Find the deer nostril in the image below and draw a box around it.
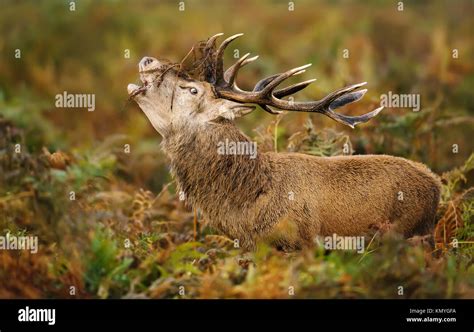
[139,56,159,72]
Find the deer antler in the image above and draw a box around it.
[204,33,383,128]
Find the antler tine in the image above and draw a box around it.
[216,33,244,57]
[253,74,280,92]
[205,33,224,51]
[323,105,384,129]
[241,55,259,67]
[259,64,312,96]
[254,75,316,98]
[315,82,368,107]
[274,79,317,98]
[215,33,244,85]
[224,53,251,85]
[224,54,258,83]
[202,33,225,83]
[326,88,368,110]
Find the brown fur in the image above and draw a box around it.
[162,119,441,251]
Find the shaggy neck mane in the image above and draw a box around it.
[161,119,272,214]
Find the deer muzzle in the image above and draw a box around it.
[128,56,163,98]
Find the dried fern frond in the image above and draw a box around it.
[434,201,464,251]
[205,234,235,249]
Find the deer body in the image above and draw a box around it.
[162,119,440,250]
[128,34,441,251]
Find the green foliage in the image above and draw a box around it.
[84,227,133,298]
[287,117,353,156]
[164,242,205,275]
[441,153,474,202]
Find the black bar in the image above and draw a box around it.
[0,299,471,329]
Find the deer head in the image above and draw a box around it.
[127,58,252,137]
[127,33,384,137]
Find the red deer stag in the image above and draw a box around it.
[127,33,441,251]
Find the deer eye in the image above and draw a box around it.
[190,87,198,95]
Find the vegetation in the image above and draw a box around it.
[0,0,472,299]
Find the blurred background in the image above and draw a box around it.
[0,0,473,299]
[1,0,473,191]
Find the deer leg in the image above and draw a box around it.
[193,208,198,240]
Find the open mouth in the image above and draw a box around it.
[127,83,147,98]
[127,73,152,98]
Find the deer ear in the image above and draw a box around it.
[206,99,255,121]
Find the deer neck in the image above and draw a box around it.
[161,119,271,213]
